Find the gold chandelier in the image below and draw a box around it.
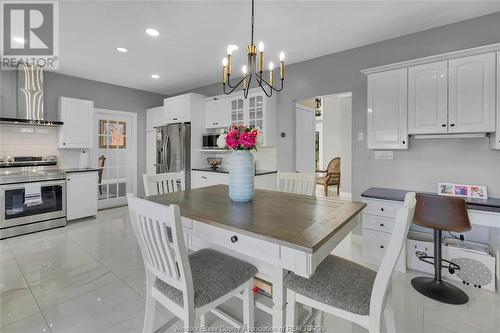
[221,0,285,98]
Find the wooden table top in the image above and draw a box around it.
[147,185,366,253]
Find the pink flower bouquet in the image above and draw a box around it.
[217,125,264,150]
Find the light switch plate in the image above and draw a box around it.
[375,151,394,160]
[357,132,364,141]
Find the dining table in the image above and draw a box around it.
[147,184,366,328]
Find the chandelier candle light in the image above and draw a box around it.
[221,0,285,98]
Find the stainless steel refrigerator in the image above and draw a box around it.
[154,123,191,189]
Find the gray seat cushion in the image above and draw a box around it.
[155,248,257,308]
[284,255,376,316]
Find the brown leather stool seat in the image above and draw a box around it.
[411,193,471,305]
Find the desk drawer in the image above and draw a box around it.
[363,199,402,218]
[362,214,395,233]
[193,222,280,261]
[362,229,391,266]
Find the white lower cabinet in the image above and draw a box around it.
[191,170,277,190]
[66,171,98,221]
[191,171,228,189]
[361,198,406,272]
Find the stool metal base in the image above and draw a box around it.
[411,277,469,305]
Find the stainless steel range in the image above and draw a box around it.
[0,156,66,239]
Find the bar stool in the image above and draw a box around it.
[411,193,471,305]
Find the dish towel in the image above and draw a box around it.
[24,183,43,207]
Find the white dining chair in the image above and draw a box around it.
[277,172,317,196]
[127,194,257,332]
[285,192,417,333]
[143,172,185,196]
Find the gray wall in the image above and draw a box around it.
[184,11,500,199]
[0,71,166,196]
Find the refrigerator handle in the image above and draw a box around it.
[165,135,171,171]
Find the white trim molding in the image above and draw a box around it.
[361,43,500,75]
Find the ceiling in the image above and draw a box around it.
[55,1,500,95]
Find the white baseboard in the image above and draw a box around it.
[340,192,352,200]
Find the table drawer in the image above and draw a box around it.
[193,222,280,261]
[362,199,402,218]
[362,214,395,233]
[362,229,391,266]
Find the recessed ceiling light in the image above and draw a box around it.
[116,47,128,53]
[151,74,160,79]
[12,36,25,43]
[146,28,159,37]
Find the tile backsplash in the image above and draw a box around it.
[0,124,58,156]
[0,124,81,168]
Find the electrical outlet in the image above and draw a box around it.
[374,151,394,160]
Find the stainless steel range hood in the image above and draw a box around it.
[0,64,63,126]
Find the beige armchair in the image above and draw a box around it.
[316,157,340,196]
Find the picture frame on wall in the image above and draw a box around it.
[438,183,454,196]
[438,183,488,199]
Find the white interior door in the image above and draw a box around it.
[93,109,137,209]
[295,106,316,173]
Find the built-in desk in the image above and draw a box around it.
[360,187,500,275]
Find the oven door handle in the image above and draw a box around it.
[0,179,66,191]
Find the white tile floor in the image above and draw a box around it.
[1,207,499,333]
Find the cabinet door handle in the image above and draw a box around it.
[67,178,71,181]
[230,235,238,243]
[173,118,178,120]
[379,223,385,227]
[441,124,446,127]
[62,142,66,145]
[379,245,384,249]
[450,124,455,127]
[402,140,406,144]
[380,207,384,212]
[201,176,207,179]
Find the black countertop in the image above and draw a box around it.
[192,168,277,176]
[63,168,100,173]
[361,187,500,213]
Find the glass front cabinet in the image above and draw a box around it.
[225,92,276,147]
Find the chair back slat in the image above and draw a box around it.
[369,192,416,331]
[143,172,185,196]
[127,193,193,302]
[277,172,316,196]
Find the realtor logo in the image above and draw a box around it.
[1,1,59,69]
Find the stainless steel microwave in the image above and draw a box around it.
[202,134,220,149]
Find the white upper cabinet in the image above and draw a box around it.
[491,52,500,149]
[205,99,230,129]
[408,61,448,134]
[203,90,276,146]
[164,93,191,123]
[448,52,496,133]
[146,106,165,130]
[229,97,245,127]
[58,97,94,149]
[367,68,408,149]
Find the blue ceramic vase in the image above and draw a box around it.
[228,150,255,202]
